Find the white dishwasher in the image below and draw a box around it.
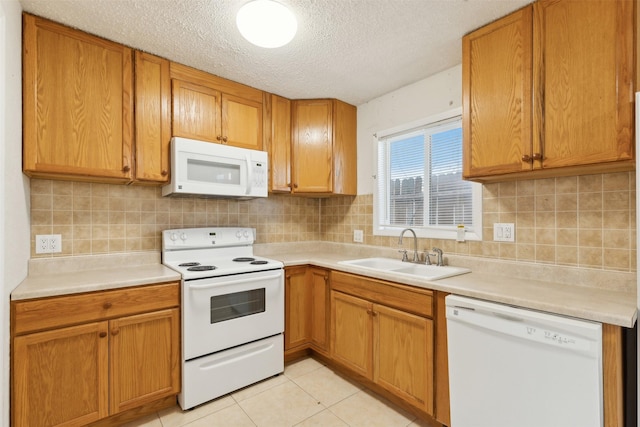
[446,295,603,427]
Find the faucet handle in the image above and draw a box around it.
[432,247,444,266]
[423,251,434,265]
[398,249,409,262]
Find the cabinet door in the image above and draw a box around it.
[13,322,109,427]
[22,14,133,182]
[109,308,180,414]
[332,100,357,195]
[134,51,171,183]
[534,0,634,169]
[462,6,533,178]
[222,93,263,150]
[309,267,329,353]
[374,304,434,415]
[330,291,373,379]
[266,94,292,192]
[172,79,222,142]
[292,99,333,193]
[285,266,310,351]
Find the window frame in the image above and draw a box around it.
[372,107,483,241]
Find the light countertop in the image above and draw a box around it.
[12,244,637,328]
[11,252,181,300]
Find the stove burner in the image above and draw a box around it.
[186,265,217,271]
[233,257,256,262]
[250,260,269,265]
[179,262,201,267]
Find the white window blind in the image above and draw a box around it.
[374,112,481,240]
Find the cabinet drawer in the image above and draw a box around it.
[12,282,180,335]
[331,271,433,318]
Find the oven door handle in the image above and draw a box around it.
[187,272,282,290]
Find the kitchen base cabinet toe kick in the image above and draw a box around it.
[10,281,181,427]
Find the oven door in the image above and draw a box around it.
[183,268,284,360]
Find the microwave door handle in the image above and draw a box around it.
[245,154,252,195]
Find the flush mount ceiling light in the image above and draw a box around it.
[236,0,297,48]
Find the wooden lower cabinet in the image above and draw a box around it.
[284,266,330,358]
[330,271,435,416]
[11,282,180,427]
[13,322,110,426]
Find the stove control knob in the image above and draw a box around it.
[243,230,250,238]
[236,230,242,239]
[169,232,177,242]
[180,233,187,241]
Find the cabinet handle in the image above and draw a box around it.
[521,154,533,163]
[222,136,228,143]
[366,309,373,316]
[532,153,542,161]
[161,170,168,176]
[293,183,298,189]
[103,302,112,309]
[216,135,223,141]
[99,332,107,338]
[372,311,378,317]
[122,165,131,172]
[111,329,120,336]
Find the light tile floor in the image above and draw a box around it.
[124,357,435,427]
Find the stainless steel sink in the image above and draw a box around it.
[338,257,470,280]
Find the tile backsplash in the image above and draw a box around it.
[30,171,636,272]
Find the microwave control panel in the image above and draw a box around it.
[251,161,267,189]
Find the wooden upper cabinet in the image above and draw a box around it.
[172,79,222,142]
[463,0,635,182]
[533,0,634,170]
[292,99,333,193]
[170,62,264,150]
[291,99,357,195]
[222,93,263,150]
[462,6,533,178]
[264,93,292,192]
[134,51,171,183]
[22,14,134,183]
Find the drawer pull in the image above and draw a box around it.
[111,329,120,336]
[103,302,112,309]
[99,332,107,338]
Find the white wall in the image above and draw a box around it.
[356,64,463,195]
[1,1,28,425]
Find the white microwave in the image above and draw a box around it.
[162,137,268,199]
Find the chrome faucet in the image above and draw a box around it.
[432,247,444,266]
[398,228,419,263]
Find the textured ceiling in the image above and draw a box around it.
[19,0,532,106]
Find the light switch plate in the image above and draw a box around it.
[493,223,515,242]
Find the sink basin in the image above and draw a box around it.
[338,257,471,280]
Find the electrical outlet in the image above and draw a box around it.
[353,229,364,243]
[493,223,515,242]
[49,234,62,253]
[35,234,62,254]
[36,235,50,254]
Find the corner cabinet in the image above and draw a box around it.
[284,266,330,358]
[11,282,180,427]
[463,0,635,182]
[170,63,264,151]
[330,271,435,416]
[290,99,357,195]
[22,14,134,183]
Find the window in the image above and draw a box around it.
[373,108,482,240]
